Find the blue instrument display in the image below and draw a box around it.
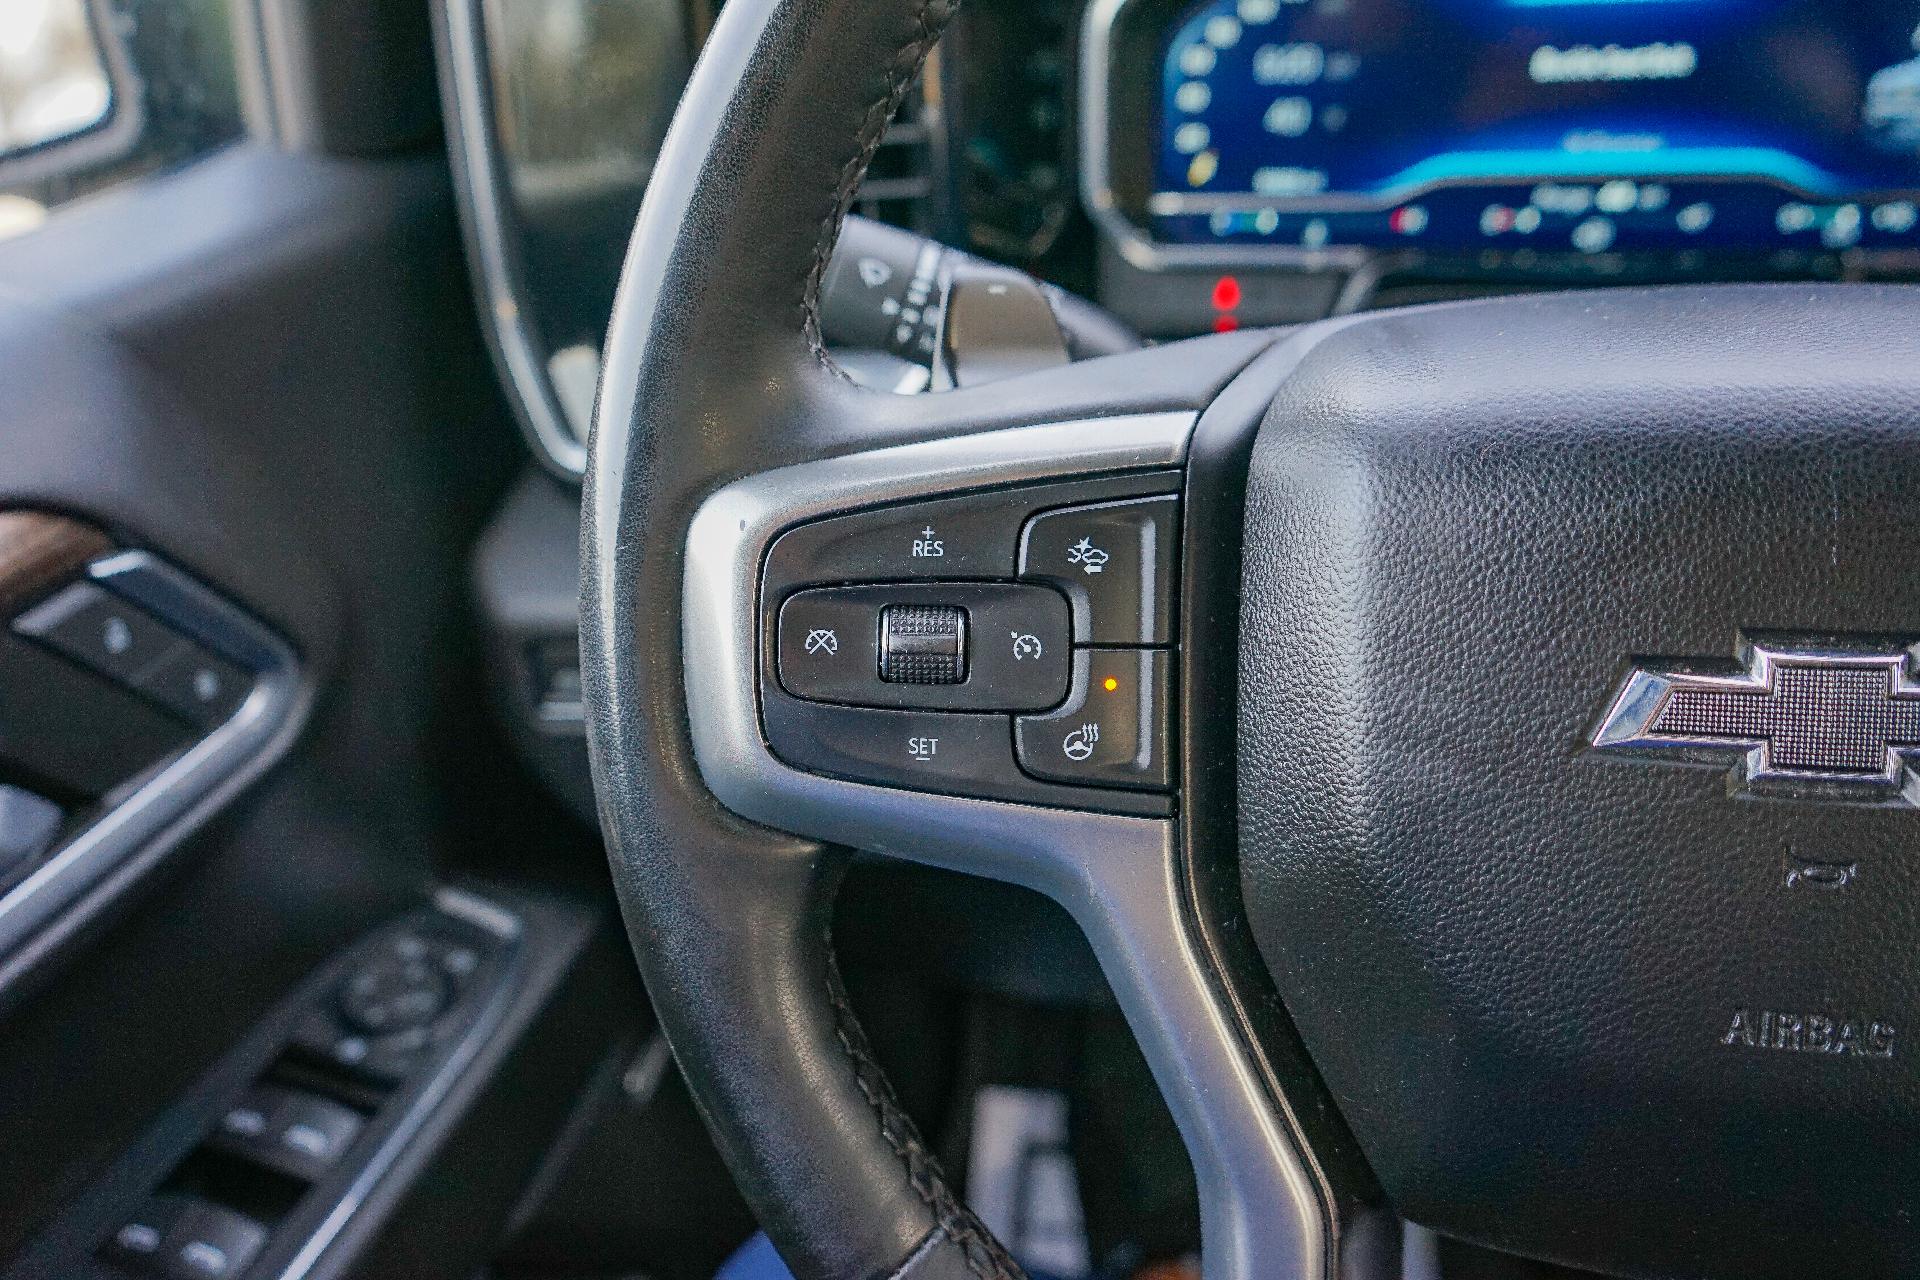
[1150,0,1920,252]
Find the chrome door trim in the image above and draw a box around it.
[0,551,303,990]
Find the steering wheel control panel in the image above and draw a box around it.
[759,473,1181,816]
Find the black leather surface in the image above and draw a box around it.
[1238,284,1920,1278]
[0,147,517,1270]
[576,0,1268,1274]
[579,7,1008,1269]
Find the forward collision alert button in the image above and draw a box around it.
[1020,495,1178,645]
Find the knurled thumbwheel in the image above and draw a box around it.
[880,603,968,684]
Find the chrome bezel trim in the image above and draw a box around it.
[683,412,1327,1280]
[431,0,590,480]
[1589,638,1920,805]
[0,551,303,986]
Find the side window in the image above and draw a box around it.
[0,0,246,241]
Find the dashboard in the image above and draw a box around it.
[1109,0,1920,256]
[450,0,1920,461]
[1076,0,1920,329]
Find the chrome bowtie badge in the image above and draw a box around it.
[1590,640,1920,804]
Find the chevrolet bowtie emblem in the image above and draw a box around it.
[1590,639,1920,804]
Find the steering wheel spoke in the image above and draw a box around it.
[684,393,1326,1280]
[579,0,1345,1272]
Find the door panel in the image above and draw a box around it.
[0,139,532,1264]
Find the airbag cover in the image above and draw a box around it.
[1238,285,1920,1278]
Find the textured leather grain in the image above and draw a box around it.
[580,0,1013,1274]
[576,0,1267,1274]
[1239,284,1920,1278]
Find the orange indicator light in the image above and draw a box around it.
[1103,677,1120,692]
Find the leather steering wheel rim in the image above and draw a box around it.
[578,0,1296,1275]
[579,1,1016,1271]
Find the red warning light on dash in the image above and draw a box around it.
[1389,204,1430,236]
[1210,275,1242,331]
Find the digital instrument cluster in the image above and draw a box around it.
[1085,0,1920,262]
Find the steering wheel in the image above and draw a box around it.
[579,1,1920,1277]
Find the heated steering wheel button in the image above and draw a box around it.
[1016,649,1171,790]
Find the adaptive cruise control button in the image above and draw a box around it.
[1016,649,1171,790]
[1020,496,1178,645]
